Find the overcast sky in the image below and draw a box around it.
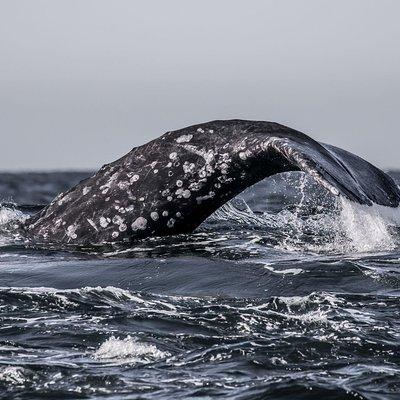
[0,0,399,170]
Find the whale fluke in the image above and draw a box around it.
[261,135,399,207]
[319,143,399,207]
[23,120,400,245]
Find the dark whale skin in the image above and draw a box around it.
[23,120,400,245]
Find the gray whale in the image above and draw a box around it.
[23,120,400,245]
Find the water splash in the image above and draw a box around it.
[337,198,400,252]
[0,204,27,245]
[209,174,400,255]
[0,205,25,227]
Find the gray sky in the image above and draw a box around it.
[1,0,399,170]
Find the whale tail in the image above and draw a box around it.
[22,120,400,245]
[262,128,400,208]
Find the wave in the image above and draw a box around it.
[0,284,397,325]
[0,284,399,397]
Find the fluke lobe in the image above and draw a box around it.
[23,120,400,245]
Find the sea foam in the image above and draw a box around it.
[94,336,169,364]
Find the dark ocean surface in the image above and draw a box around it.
[0,171,400,399]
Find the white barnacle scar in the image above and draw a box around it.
[131,217,148,231]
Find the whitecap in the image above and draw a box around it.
[93,336,169,364]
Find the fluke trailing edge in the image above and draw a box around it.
[23,120,400,245]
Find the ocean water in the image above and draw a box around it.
[0,171,400,399]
